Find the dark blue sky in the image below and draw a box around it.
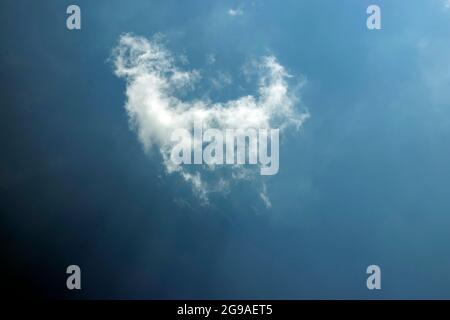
[1,0,450,299]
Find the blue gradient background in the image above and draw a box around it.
[1,0,450,299]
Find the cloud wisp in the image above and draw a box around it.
[112,33,309,207]
[228,8,244,16]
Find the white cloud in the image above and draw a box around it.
[112,33,309,206]
[228,8,244,16]
[206,53,216,65]
[211,71,232,89]
[259,183,272,209]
